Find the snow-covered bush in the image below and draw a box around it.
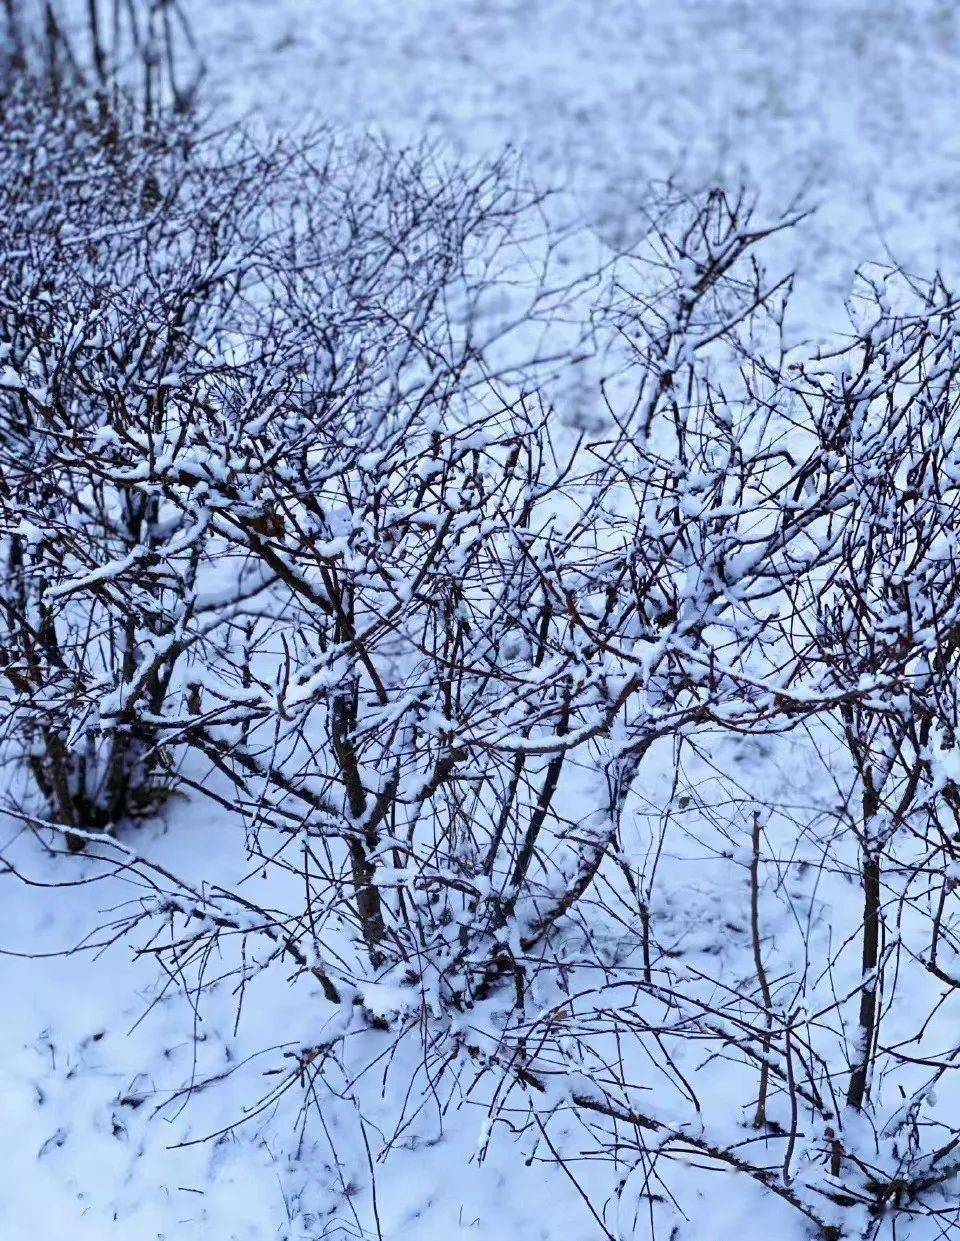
[0,87,569,848]
[7,81,960,1241]
[0,89,216,842]
[106,204,960,1238]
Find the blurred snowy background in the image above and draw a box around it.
[192,0,960,332]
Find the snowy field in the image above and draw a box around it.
[4,4,960,1241]
[190,0,960,332]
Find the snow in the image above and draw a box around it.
[193,0,960,338]
[6,2,960,1240]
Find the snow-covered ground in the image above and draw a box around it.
[193,0,960,333]
[1,733,833,1241]
[4,3,960,1239]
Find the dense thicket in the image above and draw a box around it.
[4,65,960,1241]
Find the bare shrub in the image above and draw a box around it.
[7,83,960,1241]
[0,90,576,846]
